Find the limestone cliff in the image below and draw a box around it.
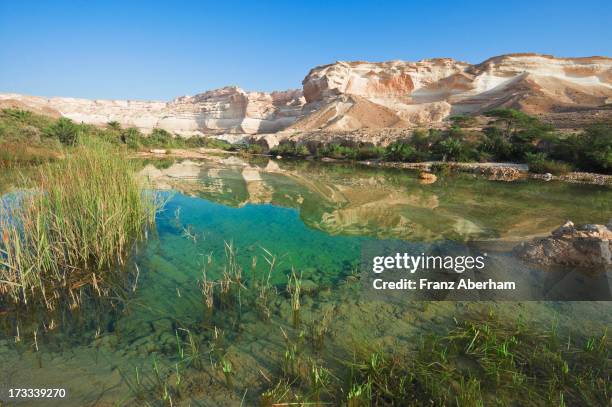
[1,53,610,135]
[0,86,305,135]
[295,54,612,130]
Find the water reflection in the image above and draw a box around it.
[140,156,612,243]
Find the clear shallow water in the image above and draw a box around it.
[1,157,611,405]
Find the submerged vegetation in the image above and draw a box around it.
[255,311,610,406]
[0,138,159,309]
[113,239,608,406]
[118,243,611,406]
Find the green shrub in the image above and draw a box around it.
[2,108,33,121]
[246,144,264,154]
[526,152,573,175]
[319,143,358,160]
[356,145,384,160]
[183,137,232,150]
[580,124,612,173]
[45,117,79,146]
[435,137,467,161]
[0,108,54,133]
[449,115,478,128]
[431,162,452,174]
[384,141,420,162]
[146,128,174,147]
[121,127,142,149]
[106,121,121,131]
[270,142,311,157]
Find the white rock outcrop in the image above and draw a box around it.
[1,53,610,135]
[296,54,612,130]
[0,86,304,136]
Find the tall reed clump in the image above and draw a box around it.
[0,139,159,309]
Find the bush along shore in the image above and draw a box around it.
[136,109,611,183]
[0,108,235,168]
[264,109,611,176]
[0,137,161,310]
[2,107,611,178]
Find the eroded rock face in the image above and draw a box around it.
[2,53,610,135]
[514,221,612,269]
[0,87,305,136]
[297,54,612,131]
[302,59,467,102]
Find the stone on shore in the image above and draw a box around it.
[514,220,612,268]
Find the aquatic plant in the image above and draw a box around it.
[175,328,204,371]
[255,247,277,321]
[339,312,610,406]
[257,311,610,406]
[0,138,160,309]
[200,268,215,315]
[206,325,226,366]
[287,270,302,327]
[221,357,234,388]
[307,309,332,351]
[280,327,306,381]
[125,352,189,406]
[259,379,294,407]
[346,381,372,407]
[308,362,331,403]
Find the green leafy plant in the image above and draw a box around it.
[45,117,80,146]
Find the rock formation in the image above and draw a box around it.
[514,220,612,269]
[1,53,610,136]
[0,86,304,136]
[294,54,612,131]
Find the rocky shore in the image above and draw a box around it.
[359,160,612,185]
[135,148,612,186]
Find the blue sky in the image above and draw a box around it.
[1,0,610,100]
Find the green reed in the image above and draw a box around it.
[255,247,277,321]
[221,357,234,388]
[287,270,302,328]
[0,138,160,309]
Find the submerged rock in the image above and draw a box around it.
[514,220,612,268]
[418,171,437,184]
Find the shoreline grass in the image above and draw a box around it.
[0,138,160,309]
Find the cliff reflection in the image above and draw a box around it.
[139,156,611,242]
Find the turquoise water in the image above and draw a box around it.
[0,157,611,405]
[156,195,363,283]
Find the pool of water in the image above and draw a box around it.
[1,156,610,405]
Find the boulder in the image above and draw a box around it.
[514,221,612,268]
[418,171,437,184]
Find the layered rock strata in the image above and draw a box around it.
[2,53,610,135]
